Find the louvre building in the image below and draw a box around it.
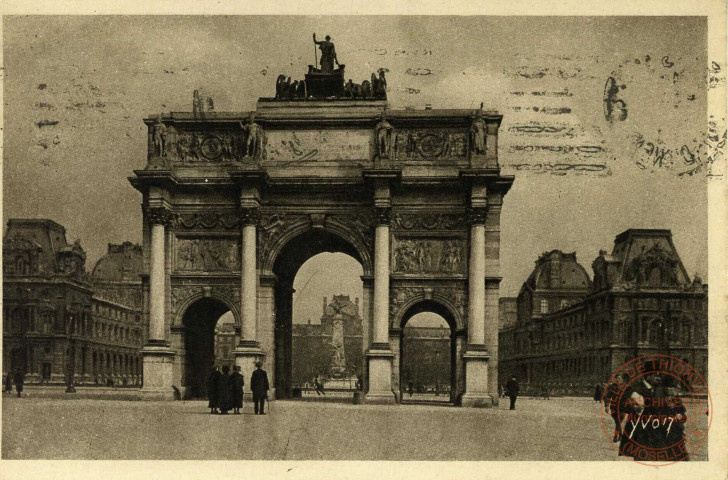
[3,219,145,386]
[498,229,708,396]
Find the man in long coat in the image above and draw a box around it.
[230,365,245,414]
[251,361,270,415]
[13,370,25,398]
[217,365,234,414]
[505,376,519,410]
[207,366,221,414]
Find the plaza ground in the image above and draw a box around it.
[1,393,709,461]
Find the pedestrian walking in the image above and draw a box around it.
[505,376,519,410]
[251,361,270,415]
[314,376,326,396]
[604,376,624,443]
[4,372,12,393]
[208,366,221,414]
[230,365,245,414]
[593,384,602,402]
[217,365,234,415]
[408,381,414,398]
[13,370,25,398]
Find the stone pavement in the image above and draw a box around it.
[1,394,709,461]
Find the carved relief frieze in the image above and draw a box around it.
[389,286,422,324]
[161,121,266,164]
[170,285,203,316]
[392,237,465,275]
[328,212,375,253]
[624,243,682,287]
[436,287,467,320]
[175,238,240,272]
[393,129,468,161]
[172,212,240,230]
[391,212,466,231]
[214,285,241,307]
[169,127,244,163]
[257,213,310,262]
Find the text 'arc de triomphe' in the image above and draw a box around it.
[130,66,514,406]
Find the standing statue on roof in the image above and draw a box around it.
[313,33,340,73]
[240,113,263,158]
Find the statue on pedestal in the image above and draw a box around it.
[153,117,168,157]
[240,113,264,158]
[313,33,339,73]
[375,112,393,159]
[470,112,486,155]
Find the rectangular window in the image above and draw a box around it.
[540,299,548,314]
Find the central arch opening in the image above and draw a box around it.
[399,301,458,405]
[181,298,235,399]
[273,229,366,399]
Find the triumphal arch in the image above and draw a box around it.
[130,45,513,406]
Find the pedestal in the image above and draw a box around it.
[234,343,265,402]
[140,343,176,400]
[461,350,494,408]
[364,347,396,404]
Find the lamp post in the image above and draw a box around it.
[435,350,441,396]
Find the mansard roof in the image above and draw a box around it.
[3,218,87,277]
[595,229,693,290]
[92,242,143,282]
[523,250,591,292]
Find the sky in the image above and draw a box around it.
[3,16,713,324]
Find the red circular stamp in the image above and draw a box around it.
[600,354,711,465]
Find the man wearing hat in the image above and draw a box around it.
[251,360,270,415]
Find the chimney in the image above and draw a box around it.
[355,297,359,315]
[323,296,327,315]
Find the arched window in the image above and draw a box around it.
[16,258,28,275]
[682,323,693,345]
[540,299,548,314]
[649,320,664,345]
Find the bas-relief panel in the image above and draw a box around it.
[166,127,252,163]
[392,237,465,275]
[264,130,373,163]
[392,129,468,161]
[175,238,240,272]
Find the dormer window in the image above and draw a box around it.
[540,299,549,314]
[16,258,28,275]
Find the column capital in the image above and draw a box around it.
[466,207,487,225]
[240,207,261,226]
[146,207,175,226]
[374,206,392,225]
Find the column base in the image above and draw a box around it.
[365,348,396,404]
[358,391,397,405]
[234,344,265,398]
[141,344,176,401]
[461,393,494,408]
[462,348,494,408]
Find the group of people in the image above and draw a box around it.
[598,373,690,461]
[207,361,269,415]
[4,371,24,397]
